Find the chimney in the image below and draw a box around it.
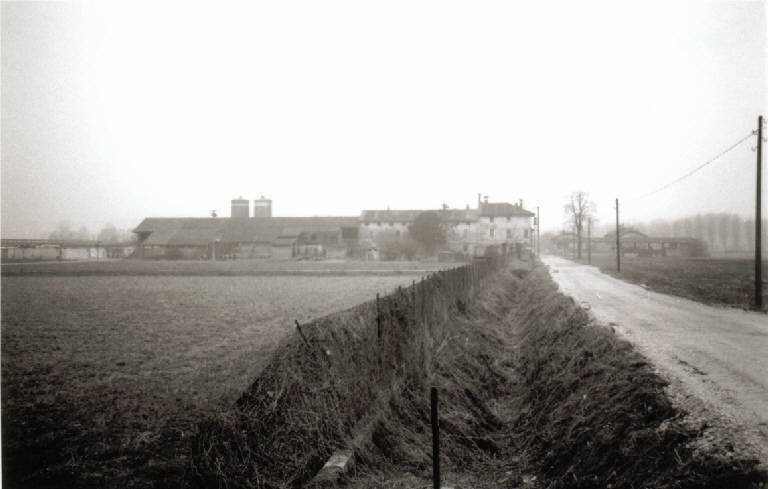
[483,195,489,204]
[477,193,482,209]
[519,199,523,208]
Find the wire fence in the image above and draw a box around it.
[296,254,511,378]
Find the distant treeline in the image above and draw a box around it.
[628,214,767,255]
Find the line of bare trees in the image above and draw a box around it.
[562,191,766,257]
[631,214,767,256]
[48,222,135,243]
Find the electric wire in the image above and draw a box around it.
[627,131,755,203]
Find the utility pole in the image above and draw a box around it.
[572,225,576,259]
[587,218,592,265]
[561,228,565,256]
[536,206,540,257]
[756,115,763,309]
[615,198,621,273]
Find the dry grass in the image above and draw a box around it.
[1,274,424,489]
[185,261,507,488]
[185,262,765,489]
[507,267,764,488]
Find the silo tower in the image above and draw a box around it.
[253,196,272,218]
[231,197,250,218]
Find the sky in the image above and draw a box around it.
[1,0,766,238]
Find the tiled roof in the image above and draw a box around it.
[361,209,479,223]
[134,217,358,247]
[478,203,535,218]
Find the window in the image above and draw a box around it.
[463,229,468,238]
[506,229,512,239]
[490,228,495,238]
[489,216,495,223]
[524,229,529,238]
[389,222,394,227]
[395,230,401,237]
[341,227,358,239]
[506,217,511,222]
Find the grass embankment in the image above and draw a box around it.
[586,253,767,309]
[185,264,764,489]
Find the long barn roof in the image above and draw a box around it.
[134,217,359,246]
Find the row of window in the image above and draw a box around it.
[488,229,530,239]
[361,225,531,240]
[362,217,518,227]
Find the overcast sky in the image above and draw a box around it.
[2,1,766,237]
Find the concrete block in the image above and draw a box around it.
[311,450,354,485]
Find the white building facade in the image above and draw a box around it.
[360,198,535,257]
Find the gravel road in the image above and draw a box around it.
[542,255,768,466]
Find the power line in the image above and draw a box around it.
[627,131,755,202]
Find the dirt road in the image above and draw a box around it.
[542,255,768,465]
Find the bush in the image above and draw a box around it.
[376,231,420,260]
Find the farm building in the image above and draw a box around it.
[552,227,709,258]
[361,195,535,258]
[133,216,360,260]
[133,195,534,260]
[0,239,133,261]
[596,229,708,257]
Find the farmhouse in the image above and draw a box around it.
[361,195,535,257]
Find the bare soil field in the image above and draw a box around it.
[584,253,767,309]
[1,274,425,488]
[1,259,458,276]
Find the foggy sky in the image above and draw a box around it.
[1,1,766,238]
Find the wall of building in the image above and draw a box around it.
[272,245,294,260]
[61,247,108,260]
[234,243,272,259]
[2,246,59,260]
[359,221,410,241]
[466,216,532,243]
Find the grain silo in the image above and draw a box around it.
[253,196,272,218]
[231,197,250,218]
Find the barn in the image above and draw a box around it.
[133,217,359,260]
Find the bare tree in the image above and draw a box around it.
[564,191,594,260]
[97,224,120,243]
[48,221,74,241]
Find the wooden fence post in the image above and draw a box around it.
[431,387,440,489]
